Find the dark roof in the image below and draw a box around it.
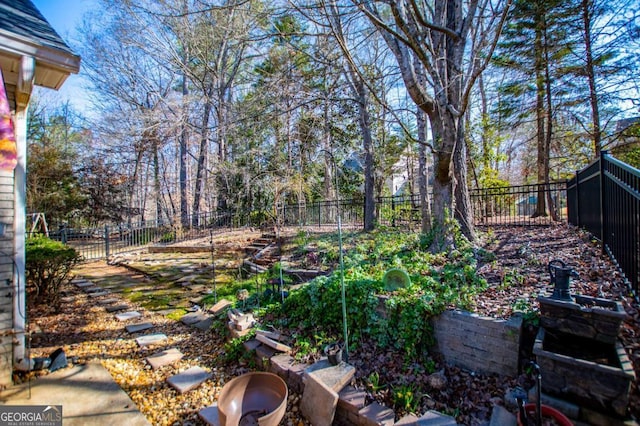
[0,0,75,56]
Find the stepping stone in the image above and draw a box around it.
[99,298,119,305]
[125,322,153,333]
[115,311,142,321]
[198,404,220,426]
[82,286,101,293]
[177,274,199,283]
[105,304,129,313]
[74,280,94,288]
[167,366,212,394]
[136,333,168,347]
[208,299,232,315]
[89,291,110,298]
[180,312,209,325]
[146,348,184,369]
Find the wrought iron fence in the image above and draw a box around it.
[35,182,574,262]
[31,210,252,261]
[567,151,640,296]
[470,182,567,226]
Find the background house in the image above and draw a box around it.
[0,0,79,389]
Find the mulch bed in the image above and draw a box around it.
[17,224,640,425]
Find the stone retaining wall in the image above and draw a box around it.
[432,309,522,376]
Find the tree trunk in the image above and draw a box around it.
[192,98,212,227]
[453,114,475,240]
[429,107,455,250]
[533,10,548,218]
[179,57,190,229]
[355,79,376,231]
[581,0,601,158]
[417,109,432,234]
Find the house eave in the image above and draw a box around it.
[0,28,80,90]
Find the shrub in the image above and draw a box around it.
[26,235,81,306]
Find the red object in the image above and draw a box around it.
[517,403,573,426]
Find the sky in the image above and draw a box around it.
[31,0,98,112]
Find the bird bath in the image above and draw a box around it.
[218,372,288,426]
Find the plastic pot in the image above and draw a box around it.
[517,403,573,426]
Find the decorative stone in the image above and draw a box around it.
[538,294,627,344]
[167,366,212,394]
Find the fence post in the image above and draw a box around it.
[575,171,580,228]
[104,225,110,259]
[599,151,608,254]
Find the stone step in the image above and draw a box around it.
[359,402,395,426]
[305,359,355,393]
[74,280,94,288]
[105,304,129,313]
[167,366,212,394]
[193,318,214,331]
[125,322,153,334]
[208,299,232,315]
[88,291,111,298]
[99,298,120,305]
[82,286,101,293]
[115,311,142,321]
[300,372,339,426]
[198,404,220,426]
[136,333,168,347]
[145,348,184,370]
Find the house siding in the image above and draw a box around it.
[0,168,14,390]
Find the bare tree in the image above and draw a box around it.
[355,0,511,247]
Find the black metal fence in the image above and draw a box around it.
[37,182,570,261]
[470,182,567,226]
[567,151,640,296]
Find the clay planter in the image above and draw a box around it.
[537,294,627,344]
[533,329,635,417]
[517,403,573,426]
[218,372,288,426]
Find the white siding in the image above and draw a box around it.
[0,169,13,389]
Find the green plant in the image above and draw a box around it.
[26,235,81,305]
[512,298,540,327]
[500,268,524,289]
[366,371,386,392]
[393,384,420,412]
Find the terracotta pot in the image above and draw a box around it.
[517,403,573,426]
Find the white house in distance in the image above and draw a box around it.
[0,0,80,389]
